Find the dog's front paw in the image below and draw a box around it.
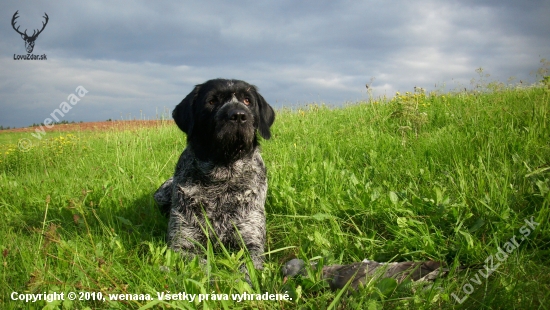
[252,258,264,271]
[154,177,173,215]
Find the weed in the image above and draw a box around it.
[1,80,549,309]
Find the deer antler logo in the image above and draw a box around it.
[11,10,49,54]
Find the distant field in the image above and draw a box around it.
[1,120,170,134]
[0,120,170,145]
[1,85,549,309]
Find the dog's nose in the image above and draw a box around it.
[229,110,247,123]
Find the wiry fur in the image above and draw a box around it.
[154,79,275,271]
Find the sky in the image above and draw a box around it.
[1,0,549,128]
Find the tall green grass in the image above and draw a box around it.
[1,84,549,309]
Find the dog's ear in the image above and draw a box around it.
[173,85,201,135]
[254,91,275,140]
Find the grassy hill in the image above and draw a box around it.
[1,83,549,309]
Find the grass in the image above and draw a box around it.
[1,81,549,309]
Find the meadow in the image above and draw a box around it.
[1,78,549,309]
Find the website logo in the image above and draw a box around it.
[12,10,48,60]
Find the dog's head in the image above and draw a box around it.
[172,79,275,162]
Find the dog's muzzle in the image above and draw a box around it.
[217,95,253,125]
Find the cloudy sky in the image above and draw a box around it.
[1,0,549,128]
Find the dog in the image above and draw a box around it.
[154,79,275,271]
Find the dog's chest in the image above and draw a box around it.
[174,159,266,216]
[179,179,260,213]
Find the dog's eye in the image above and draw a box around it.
[243,98,250,105]
[209,99,217,105]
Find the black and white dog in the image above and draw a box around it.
[154,79,275,271]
